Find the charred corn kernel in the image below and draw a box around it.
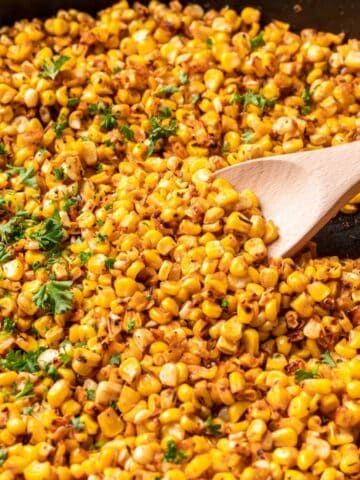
[24,461,51,480]
[307,281,331,302]
[184,454,212,479]
[272,427,298,447]
[47,380,71,408]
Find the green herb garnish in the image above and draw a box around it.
[301,87,312,115]
[163,440,187,463]
[231,91,277,111]
[0,243,13,264]
[54,167,64,180]
[120,124,134,141]
[72,416,84,431]
[105,258,116,270]
[2,317,15,333]
[242,129,256,144]
[67,97,80,108]
[30,211,64,251]
[179,71,189,85]
[86,389,95,401]
[250,32,265,49]
[0,448,7,466]
[321,351,336,368]
[54,118,68,139]
[127,319,136,332]
[109,354,120,366]
[79,251,92,265]
[220,298,229,309]
[6,165,38,189]
[14,377,34,400]
[0,347,45,373]
[40,55,70,80]
[295,369,319,383]
[155,85,180,97]
[205,416,222,436]
[206,37,214,49]
[147,116,177,156]
[34,280,73,315]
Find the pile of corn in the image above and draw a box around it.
[0,1,359,479]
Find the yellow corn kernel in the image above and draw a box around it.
[24,461,51,480]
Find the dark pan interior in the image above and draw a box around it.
[0,0,359,257]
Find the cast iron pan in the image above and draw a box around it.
[1,0,360,257]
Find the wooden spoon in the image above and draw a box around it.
[215,141,360,258]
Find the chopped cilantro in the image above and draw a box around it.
[88,102,118,130]
[104,204,113,211]
[67,97,80,108]
[155,85,180,97]
[127,319,136,332]
[2,317,15,333]
[147,116,177,156]
[0,211,33,245]
[105,258,116,270]
[113,66,121,74]
[54,167,64,180]
[59,352,71,365]
[231,91,276,111]
[179,71,189,85]
[250,32,265,49]
[85,388,95,401]
[321,351,336,368]
[14,377,34,400]
[79,251,92,265]
[62,196,79,212]
[242,129,256,144]
[206,37,214,49]
[6,165,38,189]
[109,354,120,366]
[0,347,45,372]
[220,298,229,309]
[0,243,13,263]
[0,448,7,466]
[120,124,134,141]
[54,118,68,139]
[32,261,42,271]
[163,440,187,463]
[30,211,64,251]
[301,87,312,115]
[34,280,73,315]
[44,363,58,381]
[0,143,8,156]
[159,106,171,119]
[72,416,84,431]
[103,140,115,150]
[40,55,70,80]
[22,406,33,415]
[191,93,200,104]
[205,416,222,436]
[295,369,319,383]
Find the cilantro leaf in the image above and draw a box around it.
[301,87,312,115]
[155,85,180,97]
[54,118,68,139]
[321,351,336,368]
[191,93,200,104]
[242,129,256,144]
[127,319,136,332]
[34,280,73,315]
[22,406,33,415]
[103,140,115,150]
[54,167,64,180]
[0,448,7,467]
[88,102,118,129]
[250,32,265,49]
[67,97,80,108]
[0,347,45,372]
[0,243,13,263]
[206,37,214,49]
[79,251,92,265]
[109,354,120,366]
[86,388,95,401]
[163,440,187,463]
[30,211,64,251]
[6,165,38,189]
[205,416,222,436]
[179,71,189,85]
[72,416,84,431]
[0,143,8,156]
[43,362,58,381]
[147,116,177,156]
[0,211,33,245]
[231,91,276,111]
[40,55,70,80]
[14,377,34,400]
[220,298,229,309]
[105,258,116,270]
[2,317,15,333]
[120,124,134,141]
[295,369,319,383]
